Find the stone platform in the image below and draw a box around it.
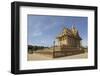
[34,47,85,58]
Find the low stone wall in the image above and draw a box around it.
[53,49,85,58]
[54,47,85,58]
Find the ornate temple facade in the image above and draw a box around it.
[56,26,82,48]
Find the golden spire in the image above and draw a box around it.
[72,24,76,30]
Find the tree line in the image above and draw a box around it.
[28,45,49,54]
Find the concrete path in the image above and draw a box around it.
[27,52,88,61]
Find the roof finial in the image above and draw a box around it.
[72,24,75,29]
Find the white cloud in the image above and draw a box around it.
[32,31,42,37]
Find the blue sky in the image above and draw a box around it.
[28,15,88,47]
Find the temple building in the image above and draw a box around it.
[56,26,82,48]
[49,25,85,57]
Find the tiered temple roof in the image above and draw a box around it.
[56,26,82,40]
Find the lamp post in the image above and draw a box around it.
[53,40,55,58]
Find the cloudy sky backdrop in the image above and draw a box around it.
[28,15,88,47]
